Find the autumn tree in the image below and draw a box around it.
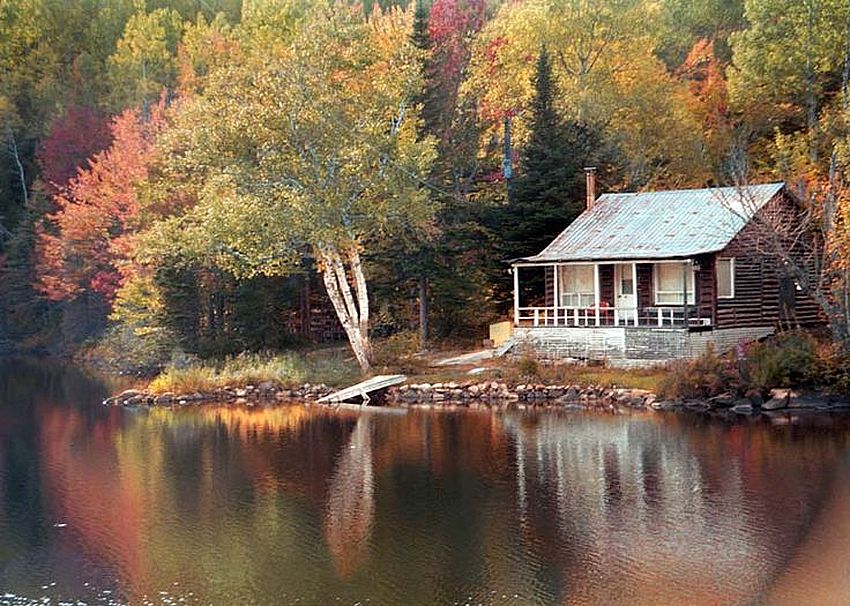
[36,106,162,303]
[729,0,850,158]
[464,0,708,188]
[145,4,435,371]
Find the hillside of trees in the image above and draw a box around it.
[1,0,849,370]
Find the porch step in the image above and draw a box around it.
[494,337,516,358]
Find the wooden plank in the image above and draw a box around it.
[317,374,406,404]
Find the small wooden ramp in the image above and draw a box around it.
[318,374,406,405]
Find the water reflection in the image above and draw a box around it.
[2,359,850,604]
[324,415,374,578]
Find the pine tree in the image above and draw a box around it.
[502,46,608,261]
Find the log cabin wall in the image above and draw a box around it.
[544,265,554,307]
[636,264,653,309]
[599,264,615,307]
[715,192,822,329]
[695,254,715,322]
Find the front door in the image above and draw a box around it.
[614,263,636,324]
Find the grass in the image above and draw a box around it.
[147,351,361,394]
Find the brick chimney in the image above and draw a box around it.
[584,166,597,210]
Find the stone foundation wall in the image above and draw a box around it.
[513,325,776,364]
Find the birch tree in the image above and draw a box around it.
[149,3,436,371]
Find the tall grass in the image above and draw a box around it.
[147,351,360,394]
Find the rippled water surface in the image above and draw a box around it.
[3,359,850,605]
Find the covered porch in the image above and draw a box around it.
[512,259,713,328]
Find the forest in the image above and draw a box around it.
[1,0,850,373]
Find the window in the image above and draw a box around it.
[560,264,595,307]
[654,262,695,305]
[717,258,735,298]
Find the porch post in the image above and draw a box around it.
[594,263,600,326]
[682,260,689,327]
[553,263,559,326]
[631,262,638,326]
[513,265,520,327]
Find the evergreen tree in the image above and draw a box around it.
[502,46,608,261]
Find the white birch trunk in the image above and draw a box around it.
[319,245,372,372]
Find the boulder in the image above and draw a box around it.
[763,388,791,410]
[708,393,736,408]
[154,393,174,405]
[117,389,143,400]
[731,402,754,414]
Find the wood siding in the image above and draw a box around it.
[715,192,823,329]
[599,264,615,306]
[636,264,653,309]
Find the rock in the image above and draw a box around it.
[764,388,791,410]
[731,402,754,414]
[235,388,247,398]
[154,393,174,405]
[258,381,276,393]
[117,389,143,400]
[788,392,825,409]
[708,392,736,408]
[651,400,682,411]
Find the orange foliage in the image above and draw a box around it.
[35,102,165,302]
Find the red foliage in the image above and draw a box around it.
[429,0,486,85]
[35,103,164,303]
[37,105,111,196]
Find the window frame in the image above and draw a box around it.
[716,257,735,299]
[653,262,695,306]
[559,264,595,308]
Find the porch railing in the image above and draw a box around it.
[516,306,711,328]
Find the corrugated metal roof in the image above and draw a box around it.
[521,182,784,263]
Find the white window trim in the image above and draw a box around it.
[653,261,695,306]
[717,257,735,299]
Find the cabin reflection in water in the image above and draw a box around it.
[6,367,850,606]
[502,413,847,604]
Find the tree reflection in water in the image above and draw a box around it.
[324,415,374,578]
[3,360,850,605]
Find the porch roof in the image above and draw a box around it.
[520,182,784,263]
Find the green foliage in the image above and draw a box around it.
[502,47,613,260]
[658,332,850,399]
[747,332,821,391]
[107,8,184,111]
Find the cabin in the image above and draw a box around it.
[510,173,821,364]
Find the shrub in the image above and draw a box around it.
[747,331,820,392]
[657,345,740,400]
[516,355,540,380]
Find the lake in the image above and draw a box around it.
[2,359,850,605]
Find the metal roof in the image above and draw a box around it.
[521,182,785,263]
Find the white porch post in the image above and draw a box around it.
[513,265,520,326]
[594,263,600,326]
[552,263,559,326]
[632,262,639,326]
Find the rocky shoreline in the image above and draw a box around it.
[105,381,850,415]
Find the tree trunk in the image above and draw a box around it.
[319,244,372,372]
[418,274,428,352]
[4,121,28,209]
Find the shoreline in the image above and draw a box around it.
[104,380,850,416]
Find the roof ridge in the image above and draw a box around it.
[597,181,784,199]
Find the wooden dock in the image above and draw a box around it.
[317,374,406,405]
